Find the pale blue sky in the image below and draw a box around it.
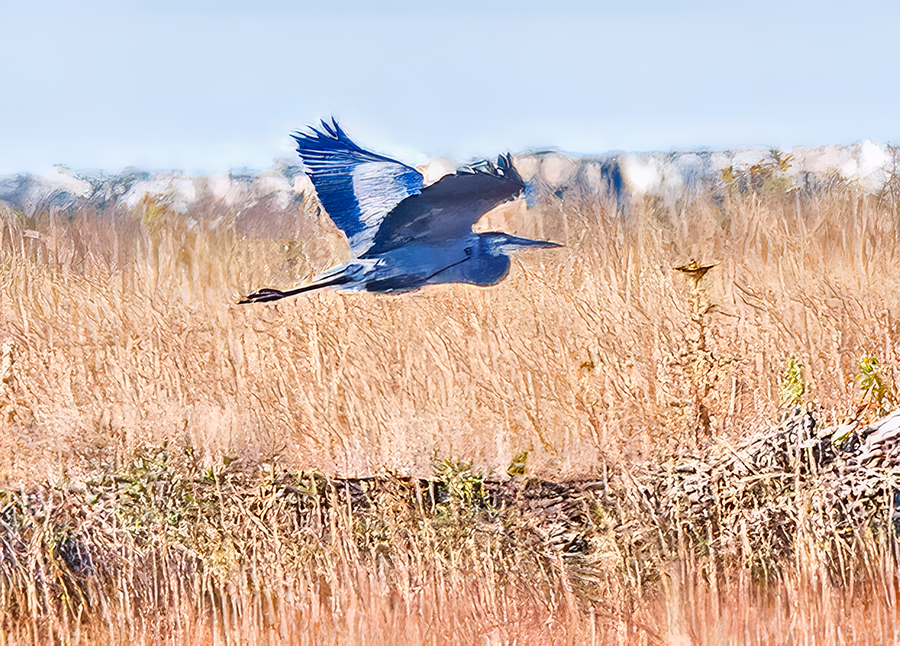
[3,0,897,174]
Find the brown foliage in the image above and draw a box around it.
[1,175,899,643]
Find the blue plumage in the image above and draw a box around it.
[290,119,423,254]
[241,120,560,303]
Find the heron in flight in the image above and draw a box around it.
[240,119,560,303]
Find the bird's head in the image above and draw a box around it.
[479,232,563,257]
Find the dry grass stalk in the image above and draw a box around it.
[0,407,898,645]
[1,166,900,642]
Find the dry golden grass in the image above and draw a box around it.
[1,165,900,643]
[0,440,896,646]
[3,174,899,481]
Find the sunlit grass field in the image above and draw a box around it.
[1,157,899,643]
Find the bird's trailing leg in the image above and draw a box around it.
[239,274,354,304]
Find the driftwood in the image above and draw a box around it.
[612,408,900,575]
[1,408,897,612]
[327,408,900,583]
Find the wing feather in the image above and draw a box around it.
[292,119,424,256]
[364,154,524,256]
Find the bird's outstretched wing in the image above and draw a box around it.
[364,153,524,256]
[292,118,424,256]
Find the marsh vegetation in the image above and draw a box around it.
[1,152,899,643]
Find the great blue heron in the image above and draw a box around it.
[240,119,560,303]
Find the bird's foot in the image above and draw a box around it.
[239,288,288,304]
